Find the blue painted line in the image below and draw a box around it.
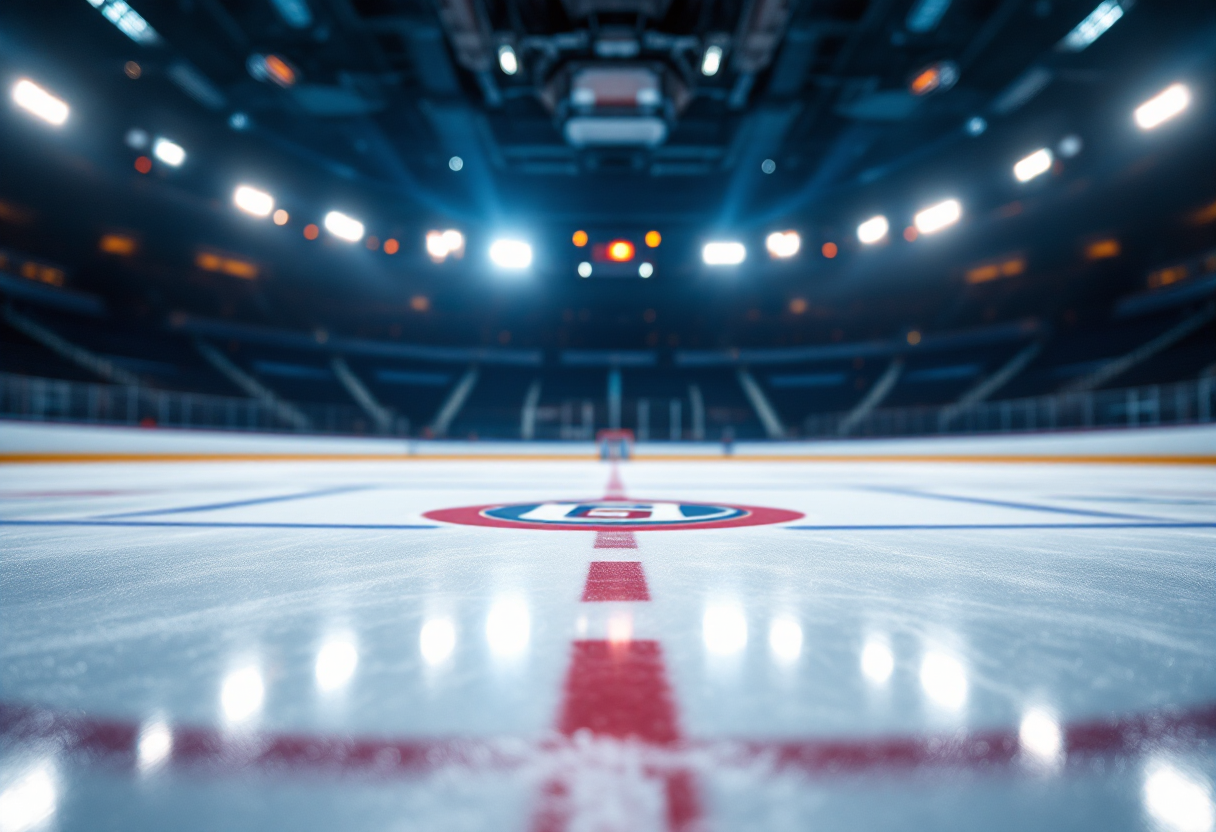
[785,522,1216,530]
[93,485,375,519]
[0,520,440,530]
[860,486,1169,522]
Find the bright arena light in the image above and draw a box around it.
[638,262,654,278]
[426,229,465,262]
[1014,148,1054,182]
[220,666,265,723]
[914,198,962,235]
[1060,0,1124,52]
[701,44,723,77]
[11,79,69,126]
[233,185,274,218]
[1144,761,1215,832]
[607,239,635,262]
[490,238,532,269]
[578,261,592,277]
[137,720,173,772]
[702,241,746,266]
[768,617,803,663]
[920,651,968,710]
[152,137,186,167]
[324,210,364,242]
[420,617,457,665]
[765,231,801,259]
[1019,708,1063,768]
[1135,83,1191,131]
[498,45,518,76]
[861,636,894,685]
[0,761,58,832]
[857,215,889,244]
[703,604,748,656]
[314,638,358,691]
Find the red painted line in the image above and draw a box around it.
[593,530,639,549]
[2,701,1215,777]
[582,561,649,600]
[557,640,680,743]
[603,464,627,500]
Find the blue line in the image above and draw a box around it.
[860,486,1169,522]
[785,523,1216,530]
[93,485,375,519]
[0,520,440,530]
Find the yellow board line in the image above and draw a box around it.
[0,453,1213,465]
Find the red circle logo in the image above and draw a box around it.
[424,499,803,531]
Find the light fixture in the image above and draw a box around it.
[152,137,186,167]
[324,210,364,242]
[906,0,952,33]
[765,231,800,258]
[701,45,723,77]
[857,215,889,244]
[909,60,959,96]
[573,229,588,247]
[644,230,661,247]
[426,229,465,262]
[1134,83,1191,131]
[607,240,635,262]
[638,262,653,278]
[273,209,289,225]
[761,158,776,174]
[1013,148,1053,182]
[913,198,961,234]
[269,0,313,29]
[965,116,987,136]
[11,79,69,126]
[498,44,518,76]
[578,261,592,277]
[448,156,464,171]
[1057,134,1083,158]
[1059,0,1124,52]
[233,185,274,218]
[703,241,746,265]
[490,238,532,269]
[85,0,160,45]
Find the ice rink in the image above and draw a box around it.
[2,423,1215,832]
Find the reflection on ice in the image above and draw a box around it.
[315,638,359,692]
[768,617,802,663]
[607,612,633,645]
[860,636,894,685]
[1018,707,1063,770]
[486,597,531,659]
[0,760,57,832]
[136,720,173,773]
[702,604,747,656]
[221,666,265,723]
[919,651,967,711]
[420,617,457,665]
[1144,760,1215,832]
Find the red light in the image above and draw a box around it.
[134,156,152,174]
[607,240,635,262]
[821,241,838,258]
[303,223,319,240]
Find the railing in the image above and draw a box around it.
[802,377,1215,438]
[0,372,392,436]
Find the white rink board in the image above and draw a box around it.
[1,423,1214,832]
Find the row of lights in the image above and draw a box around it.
[701,82,1192,267]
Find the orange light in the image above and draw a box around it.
[383,238,399,255]
[1085,238,1120,260]
[263,54,296,87]
[645,230,661,248]
[272,209,289,226]
[572,230,588,247]
[607,240,635,262]
[410,295,430,312]
[907,330,922,345]
[99,234,137,256]
[903,226,918,242]
[789,298,808,314]
[821,241,838,258]
[910,67,940,95]
[124,61,141,80]
[134,156,152,174]
[195,251,258,279]
[303,223,319,240]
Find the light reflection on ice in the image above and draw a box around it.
[702,604,747,656]
[767,616,802,664]
[860,636,894,685]
[0,760,57,832]
[1018,707,1063,771]
[420,617,457,665]
[136,719,173,773]
[919,651,967,711]
[315,637,359,692]
[1144,760,1215,832]
[486,597,531,659]
[221,665,265,723]
[607,612,633,645]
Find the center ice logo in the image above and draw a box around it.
[425,500,803,531]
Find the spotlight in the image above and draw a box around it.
[449,156,464,171]
[913,199,961,235]
[578,261,592,277]
[490,239,532,269]
[324,211,364,242]
[701,45,723,77]
[426,229,465,262]
[498,45,519,76]
[857,215,889,244]
[1013,148,1053,182]
[1134,83,1191,131]
[233,185,274,218]
[607,240,635,262]
[152,138,186,167]
[572,230,588,247]
[638,262,654,278]
[644,230,661,247]
[765,231,800,259]
[702,241,746,266]
[11,79,69,126]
